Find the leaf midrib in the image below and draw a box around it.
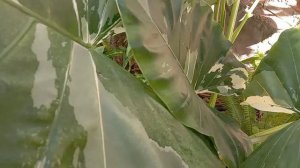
[2,0,92,49]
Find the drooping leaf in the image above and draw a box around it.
[0,0,225,167]
[243,29,300,114]
[93,53,224,168]
[242,120,300,168]
[116,0,252,167]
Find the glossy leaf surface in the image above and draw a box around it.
[243,29,300,114]
[116,0,252,167]
[0,0,224,167]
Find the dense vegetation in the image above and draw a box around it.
[1,0,300,167]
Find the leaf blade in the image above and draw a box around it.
[116,0,252,167]
[0,1,224,167]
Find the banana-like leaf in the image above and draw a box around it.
[0,0,225,167]
[242,120,300,168]
[124,0,247,95]
[116,0,252,167]
[4,0,120,45]
[243,29,300,114]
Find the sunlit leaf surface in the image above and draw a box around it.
[243,29,300,114]
[242,29,300,168]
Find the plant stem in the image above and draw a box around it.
[210,0,228,108]
[219,0,227,29]
[231,0,260,43]
[231,13,250,43]
[92,18,122,47]
[214,0,221,21]
[225,0,240,41]
[209,93,218,108]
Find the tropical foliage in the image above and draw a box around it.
[0,0,300,167]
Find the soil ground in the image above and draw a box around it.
[233,0,300,59]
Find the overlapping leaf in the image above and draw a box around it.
[3,0,120,44]
[243,29,300,114]
[116,0,252,167]
[241,29,300,168]
[243,120,300,168]
[0,0,225,167]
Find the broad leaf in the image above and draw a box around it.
[241,28,300,168]
[243,29,300,114]
[116,0,252,167]
[242,120,300,168]
[0,0,224,167]
[3,0,120,45]
[93,53,224,168]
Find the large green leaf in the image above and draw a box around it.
[116,0,252,167]
[92,55,224,168]
[243,29,300,114]
[242,120,300,168]
[0,0,226,167]
[3,0,120,45]
[122,0,247,95]
[241,28,300,168]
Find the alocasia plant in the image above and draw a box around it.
[4,0,300,167]
[116,0,251,167]
[0,0,251,167]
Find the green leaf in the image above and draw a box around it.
[243,29,300,114]
[93,53,225,168]
[2,0,120,45]
[240,28,300,168]
[0,0,225,167]
[199,51,248,95]
[187,0,217,6]
[243,120,300,168]
[250,122,292,145]
[116,0,252,167]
